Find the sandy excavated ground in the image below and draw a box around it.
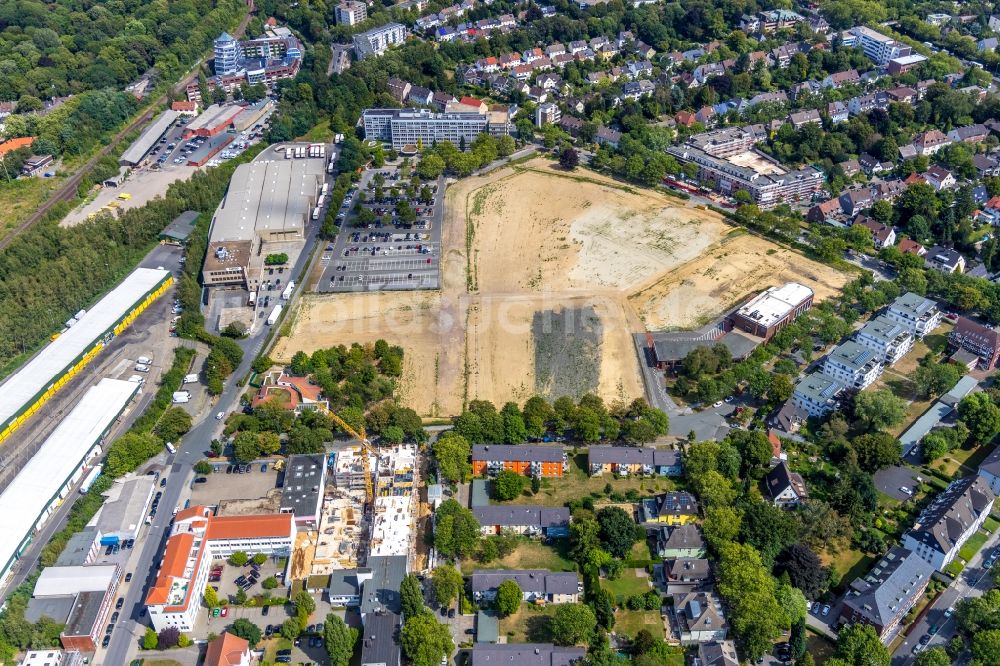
[276,158,849,416]
[629,230,851,331]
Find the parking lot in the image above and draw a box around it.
[317,166,445,293]
[874,465,924,501]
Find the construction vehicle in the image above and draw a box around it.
[327,411,377,505]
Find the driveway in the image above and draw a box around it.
[874,466,923,501]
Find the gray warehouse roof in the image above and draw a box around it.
[120,109,179,166]
[471,643,586,666]
[360,555,407,616]
[161,210,199,241]
[92,474,155,538]
[210,158,323,243]
[360,611,401,666]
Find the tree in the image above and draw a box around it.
[500,402,527,443]
[959,392,1000,443]
[434,499,481,558]
[726,431,772,476]
[559,148,579,170]
[833,625,889,666]
[915,647,950,666]
[431,565,463,608]
[400,575,424,619]
[597,506,638,558]
[775,544,828,600]
[143,626,158,650]
[281,617,302,640]
[262,576,279,590]
[853,390,907,430]
[769,374,794,403]
[495,580,522,617]
[229,618,262,648]
[232,431,260,463]
[775,583,807,625]
[738,501,799,567]
[234,588,248,605]
[204,585,219,608]
[914,361,963,398]
[551,603,596,646]
[972,630,1000,665]
[569,515,601,565]
[229,551,249,566]
[194,460,213,475]
[851,432,901,471]
[325,613,359,666]
[703,505,741,551]
[155,406,193,443]
[400,612,454,666]
[433,432,472,484]
[252,553,267,566]
[715,542,784,660]
[493,470,527,500]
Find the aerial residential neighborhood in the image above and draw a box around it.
[3,0,1000,664]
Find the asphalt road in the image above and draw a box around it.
[101,181,324,666]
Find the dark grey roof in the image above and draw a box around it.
[698,641,739,666]
[280,454,326,518]
[659,492,698,517]
[471,643,586,666]
[588,446,681,467]
[55,527,99,567]
[64,590,106,637]
[667,557,711,580]
[904,476,995,555]
[651,329,760,364]
[327,569,361,597]
[161,210,199,241]
[360,555,407,616]
[472,445,564,463]
[360,611,401,666]
[473,505,570,529]
[764,461,808,501]
[25,595,75,624]
[980,446,1000,479]
[842,546,933,628]
[470,570,579,595]
[660,524,705,551]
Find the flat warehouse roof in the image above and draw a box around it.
[0,378,138,576]
[0,267,169,430]
[120,109,179,165]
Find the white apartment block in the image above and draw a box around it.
[855,314,914,366]
[821,341,883,390]
[885,293,942,339]
[848,26,911,66]
[791,373,845,418]
[363,108,510,150]
[902,476,994,571]
[352,23,407,59]
[335,1,367,25]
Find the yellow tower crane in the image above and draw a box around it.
[327,411,376,504]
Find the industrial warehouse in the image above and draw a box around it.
[0,378,139,585]
[202,146,325,292]
[119,109,180,167]
[0,267,171,446]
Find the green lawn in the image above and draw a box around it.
[629,539,655,563]
[461,539,576,575]
[985,517,1000,534]
[613,609,666,641]
[958,529,989,562]
[945,559,965,578]
[601,567,651,602]
[822,549,873,592]
[501,603,560,643]
[502,453,678,507]
[261,637,293,663]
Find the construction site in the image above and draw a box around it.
[309,443,417,577]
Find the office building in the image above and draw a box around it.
[145,507,295,632]
[363,107,512,151]
[26,564,120,652]
[280,454,327,529]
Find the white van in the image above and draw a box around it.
[165,442,177,454]
[135,363,150,373]
[136,356,152,365]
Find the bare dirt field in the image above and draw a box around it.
[275,158,849,416]
[629,230,851,331]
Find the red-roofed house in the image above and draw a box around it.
[146,506,294,632]
[251,371,328,413]
[675,111,696,127]
[171,100,199,115]
[459,96,487,113]
[982,196,1000,225]
[854,217,897,249]
[205,632,251,666]
[898,239,926,256]
[0,136,35,157]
